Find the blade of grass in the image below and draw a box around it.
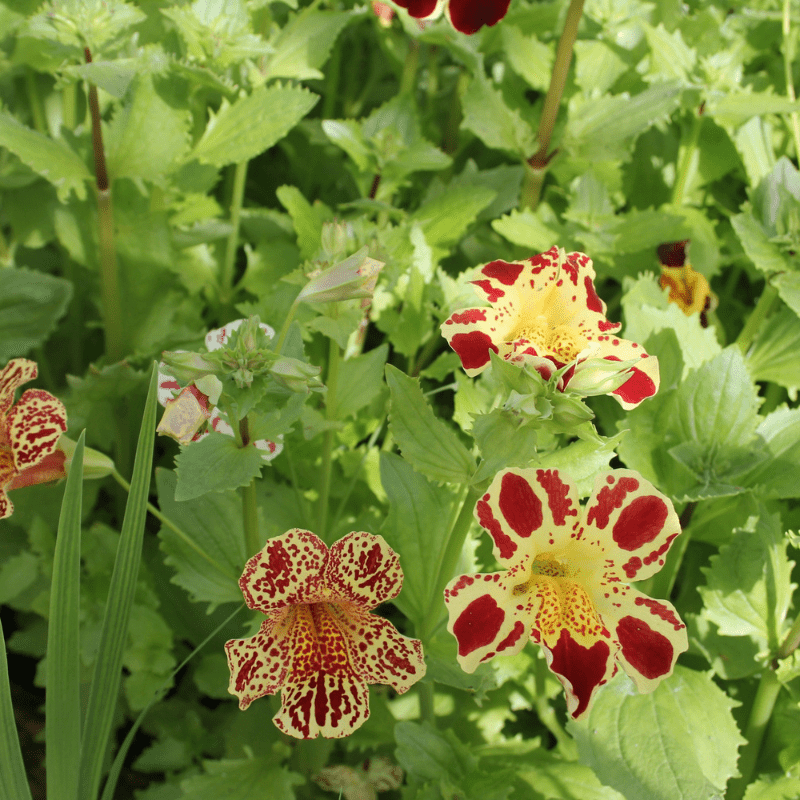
[78,364,158,800]
[99,603,246,800]
[46,430,85,800]
[0,617,33,800]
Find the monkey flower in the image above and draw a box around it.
[444,467,688,718]
[390,0,511,34]
[225,529,426,739]
[0,359,67,519]
[157,319,282,459]
[441,246,659,410]
[657,240,717,328]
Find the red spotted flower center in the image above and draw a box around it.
[508,314,587,363]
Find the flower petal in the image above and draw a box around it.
[475,467,581,566]
[594,586,687,693]
[0,359,37,418]
[440,309,501,376]
[156,385,211,445]
[446,0,511,33]
[332,605,425,694]
[325,532,404,608]
[8,389,67,471]
[239,529,329,612]
[157,352,188,407]
[389,0,439,18]
[274,671,369,739]
[444,570,532,673]
[582,470,681,583]
[205,319,275,351]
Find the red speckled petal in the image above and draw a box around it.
[208,411,283,461]
[156,385,211,445]
[8,389,67,471]
[332,604,426,693]
[325,532,404,608]
[475,467,581,566]
[594,586,687,693]
[7,449,67,490]
[583,470,681,583]
[239,529,329,613]
[0,487,12,519]
[390,0,439,18]
[0,359,37,418]
[205,319,275,351]
[444,568,533,673]
[0,437,16,517]
[275,671,369,739]
[157,352,188,407]
[445,0,511,33]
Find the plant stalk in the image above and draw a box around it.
[317,324,341,541]
[672,107,703,206]
[220,159,249,307]
[782,0,800,160]
[736,283,779,354]
[520,0,585,210]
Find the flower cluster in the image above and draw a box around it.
[157,319,282,459]
[441,246,659,410]
[444,467,688,718]
[0,359,68,519]
[225,529,426,738]
[390,0,511,34]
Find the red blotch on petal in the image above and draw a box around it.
[536,469,578,526]
[477,497,516,559]
[612,495,669,551]
[447,0,511,33]
[450,331,498,371]
[453,594,506,657]
[449,309,487,325]
[548,629,611,718]
[471,279,505,303]
[617,615,674,679]
[586,477,640,529]
[584,275,604,313]
[622,556,642,579]
[481,260,525,286]
[496,620,525,652]
[387,0,436,15]
[498,472,542,538]
[634,596,683,630]
[613,366,657,405]
[597,320,620,332]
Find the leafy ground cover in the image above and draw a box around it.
[1,0,800,799]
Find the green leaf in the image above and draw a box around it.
[569,667,744,800]
[411,185,496,248]
[65,58,138,99]
[78,364,158,800]
[642,23,696,83]
[698,508,795,651]
[190,85,318,167]
[470,409,541,481]
[179,759,303,800]
[276,184,329,260]
[517,749,627,800]
[155,467,244,606]
[173,431,265,502]
[502,25,553,90]
[386,364,475,484]
[706,92,800,126]
[689,613,763,680]
[264,8,354,81]
[106,76,191,181]
[46,432,84,800]
[535,433,625,498]
[774,272,800,317]
[395,721,476,790]
[747,306,800,390]
[335,344,388,419]
[0,111,91,201]
[492,207,564,251]
[0,267,72,361]
[611,208,690,253]
[740,406,800,499]
[379,452,453,626]
[321,119,374,172]
[460,75,537,158]
[731,212,790,275]
[0,620,32,800]
[743,775,800,800]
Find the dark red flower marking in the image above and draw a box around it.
[447,0,512,34]
[612,366,657,406]
[586,477,640,529]
[548,629,611,718]
[634,596,683,630]
[536,469,578,526]
[584,275,604,313]
[450,330,498,371]
[481,260,525,286]
[453,594,506,656]
[477,495,516,559]
[496,620,525,652]
[471,279,505,303]
[617,615,674,679]
[612,495,669,551]
[449,308,487,325]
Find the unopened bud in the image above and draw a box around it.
[298,248,384,304]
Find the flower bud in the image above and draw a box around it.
[269,357,324,393]
[156,384,212,445]
[298,248,384,304]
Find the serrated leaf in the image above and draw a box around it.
[386,365,475,484]
[395,722,476,787]
[155,469,244,608]
[179,759,303,800]
[740,406,800,499]
[106,76,191,180]
[461,75,537,157]
[335,344,388,419]
[276,184,329,260]
[517,750,626,800]
[411,185,496,248]
[0,112,91,201]
[774,271,800,317]
[264,8,354,81]
[191,85,318,167]
[321,119,374,172]
[470,409,541,481]
[174,431,265,501]
[569,667,744,800]
[699,509,795,650]
[743,775,800,800]
[502,25,553,90]
[731,212,791,274]
[706,92,800,125]
[747,306,800,390]
[492,207,563,251]
[0,268,72,361]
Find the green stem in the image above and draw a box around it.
[242,477,260,558]
[727,670,782,800]
[317,326,341,541]
[400,40,420,96]
[112,470,238,583]
[25,68,47,134]
[274,296,302,355]
[736,283,779,354]
[777,610,800,660]
[62,82,77,131]
[220,159,249,307]
[782,0,800,161]
[322,36,342,119]
[520,0,585,210]
[420,487,480,642]
[418,681,435,725]
[672,108,703,206]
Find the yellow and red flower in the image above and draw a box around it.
[441,246,659,410]
[657,240,717,327]
[225,529,426,739]
[444,467,687,718]
[0,359,67,519]
[390,0,511,34]
[157,319,282,458]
